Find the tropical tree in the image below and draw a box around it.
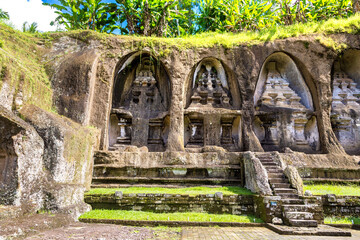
[43,0,116,32]
[109,0,185,37]
[354,0,360,13]
[22,22,39,33]
[0,8,9,20]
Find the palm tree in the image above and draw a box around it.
[22,22,39,33]
[0,9,9,20]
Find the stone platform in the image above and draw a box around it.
[267,224,351,236]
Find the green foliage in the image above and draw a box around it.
[22,22,39,33]
[79,210,264,223]
[43,0,114,32]
[86,186,254,196]
[108,0,187,37]
[325,216,360,225]
[304,184,360,196]
[0,8,9,21]
[42,0,355,36]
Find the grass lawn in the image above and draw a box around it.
[86,186,254,196]
[79,210,263,223]
[303,184,360,196]
[325,217,360,225]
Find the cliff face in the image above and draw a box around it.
[46,32,359,155]
[0,25,100,218]
[0,21,360,216]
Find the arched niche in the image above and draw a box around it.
[109,52,171,152]
[331,49,360,155]
[184,57,242,151]
[254,52,313,110]
[185,57,241,109]
[253,52,319,153]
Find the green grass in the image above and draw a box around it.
[86,186,254,196]
[79,210,263,223]
[325,216,360,225]
[44,14,360,52]
[0,21,53,111]
[304,184,360,196]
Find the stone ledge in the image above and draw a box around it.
[79,218,265,227]
[266,223,352,236]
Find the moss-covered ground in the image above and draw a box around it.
[51,13,360,51]
[304,184,360,196]
[325,216,360,225]
[79,210,263,223]
[86,186,254,196]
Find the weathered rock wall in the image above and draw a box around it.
[0,104,100,218]
[85,193,254,215]
[46,33,360,156]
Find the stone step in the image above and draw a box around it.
[268,178,289,184]
[260,159,275,163]
[93,165,242,179]
[267,168,283,173]
[90,183,238,189]
[282,204,313,212]
[262,162,278,166]
[281,198,305,204]
[92,177,243,186]
[271,183,291,189]
[265,166,281,170]
[268,173,284,178]
[277,193,299,199]
[284,211,314,220]
[288,219,318,227]
[274,188,298,194]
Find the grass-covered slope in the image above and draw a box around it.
[55,14,360,50]
[0,23,52,111]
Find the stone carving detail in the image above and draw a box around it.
[184,59,241,151]
[187,119,204,146]
[331,71,360,153]
[116,117,132,145]
[221,118,234,145]
[190,64,231,108]
[110,56,169,151]
[259,62,305,110]
[129,60,166,112]
[255,61,318,152]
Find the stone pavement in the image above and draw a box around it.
[181,227,360,240]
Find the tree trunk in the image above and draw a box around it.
[143,0,151,36]
[156,2,171,37]
[353,0,360,13]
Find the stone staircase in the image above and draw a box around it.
[256,153,318,227]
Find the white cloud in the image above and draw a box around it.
[0,0,59,32]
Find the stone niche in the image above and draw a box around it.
[253,53,319,153]
[0,117,20,205]
[109,52,171,152]
[184,58,242,151]
[331,49,360,155]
